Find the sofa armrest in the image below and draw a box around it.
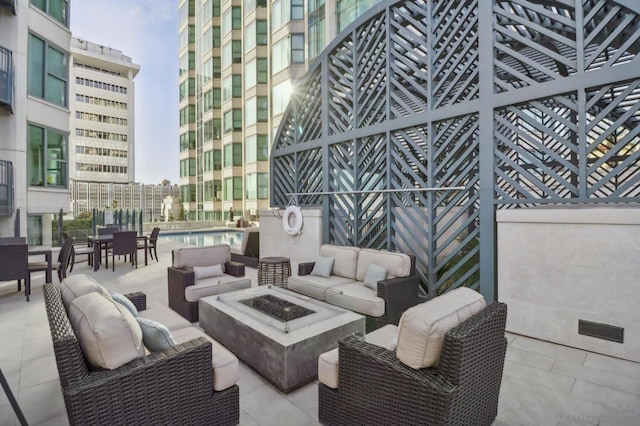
[376,276,420,325]
[298,262,315,276]
[124,291,147,311]
[62,337,218,425]
[225,261,245,277]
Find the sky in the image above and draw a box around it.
[71,0,180,185]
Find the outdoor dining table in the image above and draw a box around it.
[88,234,148,271]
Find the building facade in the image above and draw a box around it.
[0,0,72,245]
[178,0,380,222]
[69,37,140,185]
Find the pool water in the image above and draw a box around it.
[160,230,245,248]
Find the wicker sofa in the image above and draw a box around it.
[43,276,240,426]
[168,244,252,322]
[288,244,418,331]
[317,288,508,426]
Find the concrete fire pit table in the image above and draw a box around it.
[199,286,365,393]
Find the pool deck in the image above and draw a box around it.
[1,239,639,425]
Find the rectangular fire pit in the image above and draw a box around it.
[199,286,364,393]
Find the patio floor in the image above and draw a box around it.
[1,238,639,425]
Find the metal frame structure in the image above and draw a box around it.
[270,0,640,300]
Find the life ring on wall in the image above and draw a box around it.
[282,205,303,236]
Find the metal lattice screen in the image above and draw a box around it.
[271,0,640,300]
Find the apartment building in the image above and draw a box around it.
[178,0,381,221]
[70,37,140,185]
[0,0,72,245]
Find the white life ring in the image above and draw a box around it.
[282,205,303,236]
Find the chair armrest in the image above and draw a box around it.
[124,291,147,311]
[225,261,245,277]
[168,267,194,289]
[376,276,420,325]
[62,338,216,425]
[298,262,315,276]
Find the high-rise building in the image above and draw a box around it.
[177,0,381,221]
[69,37,140,185]
[0,0,72,245]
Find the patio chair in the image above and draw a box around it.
[63,232,94,272]
[109,231,138,271]
[230,227,259,268]
[0,243,29,300]
[318,289,508,426]
[138,227,160,261]
[28,236,75,287]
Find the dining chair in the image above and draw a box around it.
[110,231,138,271]
[63,232,94,272]
[138,227,160,261]
[0,243,29,300]
[28,236,75,295]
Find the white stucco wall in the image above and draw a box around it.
[497,206,640,362]
[259,208,323,272]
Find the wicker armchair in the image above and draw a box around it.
[43,282,239,426]
[318,302,508,426]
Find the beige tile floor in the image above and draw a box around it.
[1,238,639,425]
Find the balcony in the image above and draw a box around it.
[0,159,14,215]
[0,45,14,113]
[0,0,16,15]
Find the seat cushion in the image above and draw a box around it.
[287,275,356,300]
[173,244,231,269]
[60,274,112,310]
[68,292,144,370]
[356,249,412,282]
[139,304,192,332]
[171,327,239,391]
[318,324,398,389]
[319,245,360,279]
[325,282,385,317]
[396,287,486,369]
[184,277,252,302]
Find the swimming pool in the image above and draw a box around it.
[160,229,245,248]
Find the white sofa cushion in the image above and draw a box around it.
[110,291,139,317]
[171,327,239,391]
[136,317,176,352]
[325,282,385,317]
[320,245,360,279]
[287,275,356,300]
[356,249,411,282]
[139,304,192,332]
[318,324,398,389]
[173,244,230,269]
[184,277,252,302]
[60,274,112,310]
[396,287,486,369]
[68,292,144,370]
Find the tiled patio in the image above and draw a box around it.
[1,238,639,426]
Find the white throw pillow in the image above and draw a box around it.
[310,256,335,278]
[363,264,387,290]
[396,287,486,369]
[193,264,225,280]
[136,317,176,352]
[68,292,144,370]
[110,291,139,317]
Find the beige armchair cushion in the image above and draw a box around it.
[60,274,112,310]
[68,292,144,370]
[325,282,385,317]
[319,245,360,279]
[355,249,411,282]
[172,244,231,269]
[184,277,252,302]
[396,287,486,369]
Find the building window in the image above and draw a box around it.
[245,97,256,126]
[308,16,325,61]
[245,58,268,89]
[213,150,222,170]
[212,0,220,17]
[245,21,256,53]
[28,34,68,107]
[223,109,242,133]
[291,34,305,63]
[232,40,242,63]
[179,53,188,75]
[180,158,196,177]
[28,124,67,187]
[247,96,268,125]
[223,6,241,35]
[257,20,268,45]
[212,57,221,78]
[212,26,221,48]
[257,96,268,122]
[291,0,304,20]
[31,0,69,26]
[224,143,243,167]
[180,105,195,126]
[272,79,293,115]
[246,173,268,199]
[272,34,304,74]
[180,131,196,151]
[223,177,242,200]
[179,78,195,101]
[222,74,242,101]
[223,42,231,69]
[246,134,268,163]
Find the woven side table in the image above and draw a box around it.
[257,257,291,288]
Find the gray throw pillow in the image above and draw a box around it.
[110,291,139,317]
[136,317,176,352]
[310,256,335,278]
[364,263,387,290]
